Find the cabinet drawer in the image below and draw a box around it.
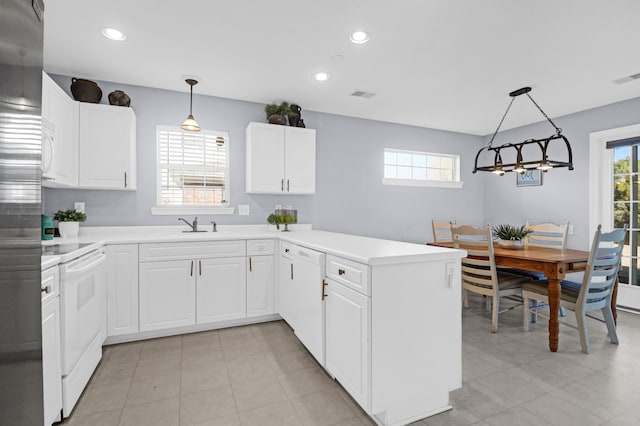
[326,255,370,296]
[247,239,275,256]
[139,240,246,262]
[41,265,59,304]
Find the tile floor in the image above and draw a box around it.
[61,295,640,426]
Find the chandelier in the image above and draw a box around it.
[473,87,573,176]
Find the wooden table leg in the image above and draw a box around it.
[612,277,619,324]
[547,278,561,352]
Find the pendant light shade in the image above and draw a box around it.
[181,78,200,132]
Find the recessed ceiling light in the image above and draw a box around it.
[350,31,370,44]
[101,27,126,41]
[313,72,331,82]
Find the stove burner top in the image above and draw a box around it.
[42,243,94,256]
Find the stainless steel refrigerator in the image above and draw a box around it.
[0,0,45,424]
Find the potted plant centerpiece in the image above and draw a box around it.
[492,224,532,249]
[265,102,290,125]
[53,209,87,238]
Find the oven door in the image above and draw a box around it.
[59,249,106,375]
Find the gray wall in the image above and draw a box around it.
[43,75,486,244]
[481,96,640,249]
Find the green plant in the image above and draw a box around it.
[267,213,280,230]
[264,102,290,118]
[53,209,87,222]
[492,224,531,241]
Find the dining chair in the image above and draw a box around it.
[452,223,532,333]
[522,224,626,353]
[432,219,457,243]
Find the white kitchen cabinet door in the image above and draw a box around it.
[106,244,139,336]
[246,122,285,193]
[42,297,62,426]
[246,255,275,317]
[246,122,315,194]
[278,256,295,325]
[78,103,136,190]
[284,127,316,194]
[139,260,195,331]
[41,72,78,188]
[325,280,371,411]
[197,257,246,324]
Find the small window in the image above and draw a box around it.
[383,148,463,188]
[151,126,234,215]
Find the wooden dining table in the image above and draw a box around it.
[431,242,613,352]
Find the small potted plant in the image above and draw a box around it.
[492,224,532,249]
[53,209,87,238]
[267,213,280,230]
[265,102,290,125]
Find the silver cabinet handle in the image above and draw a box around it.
[190,260,194,277]
[290,263,294,280]
[199,260,202,276]
[124,172,128,188]
[281,178,284,192]
[41,285,52,294]
[321,280,328,301]
[287,179,290,192]
[249,257,252,272]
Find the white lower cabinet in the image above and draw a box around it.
[139,260,196,331]
[247,255,275,317]
[197,257,246,324]
[42,266,62,426]
[106,244,139,336]
[325,279,371,411]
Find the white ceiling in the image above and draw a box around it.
[43,0,640,136]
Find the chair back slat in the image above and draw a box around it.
[524,220,569,249]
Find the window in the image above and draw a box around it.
[151,126,233,215]
[383,148,463,188]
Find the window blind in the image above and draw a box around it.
[157,126,229,207]
[606,136,640,150]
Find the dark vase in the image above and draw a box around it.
[70,78,102,103]
[108,90,131,107]
[297,119,306,128]
[288,104,301,127]
[267,114,287,125]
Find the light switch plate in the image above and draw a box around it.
[74,202,85,213]
[568,225,574,235]
[238,204,250,215]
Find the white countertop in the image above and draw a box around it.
[41,255,61,270]
[42,224,464,266]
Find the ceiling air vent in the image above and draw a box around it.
[350,90,376,99]
[613,72,640,84]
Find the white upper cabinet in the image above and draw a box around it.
[79,103,136,190]
[41,72,78,188]
[246,122,316,194]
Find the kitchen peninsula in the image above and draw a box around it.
[43,226,465,425]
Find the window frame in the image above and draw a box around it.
[151,125,234,215]
[382,148,464,189]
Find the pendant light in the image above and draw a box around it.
[181,78,200,132]
[473,87,574,175]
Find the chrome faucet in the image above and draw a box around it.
[211,221,217,232]
[178,217,200,232]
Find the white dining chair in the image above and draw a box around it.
[522,225,626,353]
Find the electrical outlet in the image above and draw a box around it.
[238,204,250,215]
[74,202,85,213]
[568,224,574,235]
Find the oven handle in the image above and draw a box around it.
[63,251,106,277]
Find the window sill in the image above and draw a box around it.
[382,178,464,189]
[151,206,235,216]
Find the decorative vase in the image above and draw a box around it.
[58,221,80,238]
[498,239,524,249]
[108,90,131,107]
[70,78,102,103]
[267,114,287,125]
[288,104,301,127]
[297,119,306,128]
